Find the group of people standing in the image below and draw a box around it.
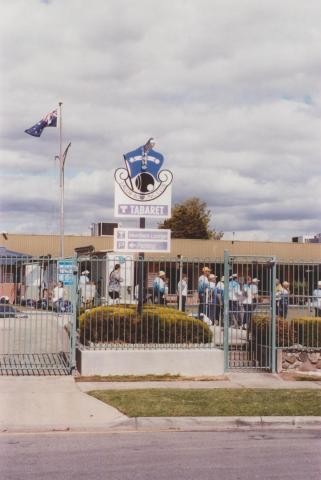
[198,267,259,328]
[97,263,321,322]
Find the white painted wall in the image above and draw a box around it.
[77,348,224,376]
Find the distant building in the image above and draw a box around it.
[90,222,118,236]
[1,233,321,261]
[292,233,321,244]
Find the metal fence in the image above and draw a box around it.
[1,251,320,374]
[0,255,77,374]
[76,254,321,365]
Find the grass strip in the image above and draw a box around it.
[88,388,321,417]
[280,373,321,382]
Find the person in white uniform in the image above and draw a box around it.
[177,273,188,312]
[312,281,321,317]
[242,277,259,329]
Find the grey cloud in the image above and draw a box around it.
[1,0,321,240]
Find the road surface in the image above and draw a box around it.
[0,429,320,479]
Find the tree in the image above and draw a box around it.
[159,197,223,240]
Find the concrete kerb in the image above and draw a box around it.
[1,416,321,434]
[128,416,321,432]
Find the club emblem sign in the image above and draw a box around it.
[114,138,173,218]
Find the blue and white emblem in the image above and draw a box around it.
[115,138,173,201]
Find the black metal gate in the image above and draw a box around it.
[223,253,276,372]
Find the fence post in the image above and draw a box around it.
[223,250,229,372]
[70,255,78,374]
[271,256,277,373]
[178,255,183,311]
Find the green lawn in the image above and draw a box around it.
[88,388,321,417]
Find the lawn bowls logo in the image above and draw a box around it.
[115,138,173,201]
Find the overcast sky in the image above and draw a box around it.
[1,0,321,241]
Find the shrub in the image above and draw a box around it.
[291,317,321,348]
[79,304,212,345]
[252,315,321,348]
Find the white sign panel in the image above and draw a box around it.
[114,181,171,218]
[114,228,171,253]
[114,141,173,219]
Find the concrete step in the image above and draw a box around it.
[229,360,259,368]
[229,351,251,360]
[229,350,259,368]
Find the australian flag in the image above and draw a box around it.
[25,109,58,137]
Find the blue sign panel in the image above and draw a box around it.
[57,259,74,286]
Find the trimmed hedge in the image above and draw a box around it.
[252,315,321,348]
[79,304,212,345]
[292,317,321,348]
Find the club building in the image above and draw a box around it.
[1,233,321,304]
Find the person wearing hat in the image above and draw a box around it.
[278,281,290,319]
[79,270,90,286]
[153,270,166,305]
[216,276,225,324]
[242,276,259,330]
[312,281,321,317]
[228,273,242,327]
[198,266,210,319]
[208,274,220,323]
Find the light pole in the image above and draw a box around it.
[55,141,71,258]
[137,138,155,314]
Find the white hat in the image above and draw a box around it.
[317,280,321,287]
[209,274,217,279]
[283,281,290,287]
[230,273,238,279]
[158,270,165,277]
[82,270,90,275]
[252,278,259,283]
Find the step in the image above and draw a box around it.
[229,360,259,368]
[229,350,252,360]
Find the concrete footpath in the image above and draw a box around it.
[77,372,321,392]
[0,373,320,433]
[0,376,125,433]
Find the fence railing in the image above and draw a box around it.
[1,254,320,354]
[75,256,321,351]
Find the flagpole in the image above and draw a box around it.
[59,101,64,258]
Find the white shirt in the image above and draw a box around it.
[229,281,241,301]
[313,288,321,308]
[53,286,64,303]
[243,284,258,305]
[216,281,224,291]
[79,275,89,285]
[177,279,188,296]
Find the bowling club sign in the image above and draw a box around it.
[114,138,173,218]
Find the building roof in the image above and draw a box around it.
[0,245,31,265]
[2,234,321,262]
